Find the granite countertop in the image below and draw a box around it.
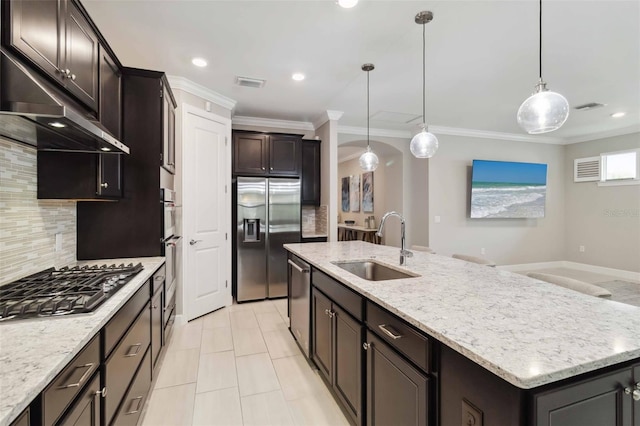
[0,257,165,426]
[284,241,640,389]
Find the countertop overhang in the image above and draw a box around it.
[285,241,640,389]
[0,257,165,426]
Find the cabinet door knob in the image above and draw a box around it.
[262,167,266,171]
[362,342,370,350]
[270,167,273,170]
[96,387,107,397]
[625,386,640,401]
[100,182,109,188]
[70,74,76,81]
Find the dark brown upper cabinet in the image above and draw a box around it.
[5,0,100,111]
[99,45,122,139]
[301,139,321,205]
[233,131,301,176]
[37,151,122,200]
[161,78,176,174]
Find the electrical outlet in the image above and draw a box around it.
[579,245,585,253]
[480,248,486,255]
[434,215,441,224]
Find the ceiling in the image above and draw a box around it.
[84,0,640,141]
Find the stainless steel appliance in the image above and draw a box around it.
[236,177,301,301]
[0,48,129,153]
[161,188,176,241]
[160,188,179,335]
[288,255,311,357]
[0,263,143,321]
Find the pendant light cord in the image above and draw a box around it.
[422,21,426,124]
[367,69,370,148]
[539,0,542,80]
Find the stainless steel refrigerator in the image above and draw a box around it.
[236,177,301,302]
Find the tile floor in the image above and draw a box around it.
[141,299,350,426]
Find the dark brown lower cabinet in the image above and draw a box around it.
[311,287,363,425]
[533,367,634,426]
[9,408,29,426]
[111,348,152,426]
[635,365,640,426]
[150,287,163,370]
[366,331,429,426]
[312,288,332,380]
[59,373,101,426]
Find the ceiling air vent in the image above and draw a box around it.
[574,102,606,111]
[235,76,266,89]
[574,156,601,182]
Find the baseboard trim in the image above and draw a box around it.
[498,261,640,282]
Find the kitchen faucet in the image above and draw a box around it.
[376,211,413,265]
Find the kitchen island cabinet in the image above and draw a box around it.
[0,257,165,426]
[285,241,640,426]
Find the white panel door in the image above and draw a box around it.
[184,109,230,321]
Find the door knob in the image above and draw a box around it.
[100,182,109,188]
[189,239,202,246]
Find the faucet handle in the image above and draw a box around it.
[401,249,413,258]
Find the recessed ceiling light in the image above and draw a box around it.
[100,147,112,152]
[292,73,305,81]
[610,112,626,118]
[337,0,358,8]
[48,122,66,128]
[191,57,207,67]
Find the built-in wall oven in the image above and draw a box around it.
[161,188,179,339]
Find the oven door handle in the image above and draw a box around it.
[165,236,182,247]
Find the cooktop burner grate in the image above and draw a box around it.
[0,263,144,321]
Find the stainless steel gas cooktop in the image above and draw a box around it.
[0,263,143,322]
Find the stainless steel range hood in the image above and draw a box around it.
[0,48,129,154]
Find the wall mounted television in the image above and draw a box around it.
[470,160,548,218]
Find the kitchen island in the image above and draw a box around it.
[0,257,165,426]
[285,241,640,425]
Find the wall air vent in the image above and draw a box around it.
[574,102,606,111]
[574,156,601,182]
[235,76,266,89]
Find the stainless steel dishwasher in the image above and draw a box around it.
[288,255,311,357]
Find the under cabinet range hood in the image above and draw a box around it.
[0,49,129,154]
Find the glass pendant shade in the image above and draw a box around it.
[517,82,569,134]
[359,146,379,171]
[410,125,439,158]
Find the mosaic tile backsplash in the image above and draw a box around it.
[0,138,76,285]
[302,205,328,237]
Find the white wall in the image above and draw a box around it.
[428,135,566,264]
[564,133,640,272]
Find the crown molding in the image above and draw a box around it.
[232,116,315,132]
[564,124,640,145]
[338,124,567,144]
[431,125,565,144]
[167,76,237,112]
[313,110,344,129]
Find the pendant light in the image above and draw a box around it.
[359,63,379,172]
[517,0,569,134]
[410,11,439,159]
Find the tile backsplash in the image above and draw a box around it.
[0,138,76,284]
[302,205,328,237]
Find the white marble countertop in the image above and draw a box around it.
[0,257,165,426]
[285,241,640,389]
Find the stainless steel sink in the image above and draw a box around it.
[331,260,419,281]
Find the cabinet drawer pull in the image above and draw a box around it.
[125,396,144,414]
[59,363,94,389]
[378,324,403,340]
[125,343,143,357]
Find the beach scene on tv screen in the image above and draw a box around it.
[470,160,548,218]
